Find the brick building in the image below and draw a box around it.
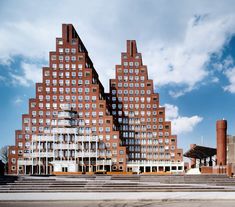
[8,24,183,175]
[107,40,183,173]
[227,135,235,175]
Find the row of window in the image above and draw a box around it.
[44,79,94,87]
[123,61,140,67]
[127,145,175,152]
[57,48,77,54]
[145,154,175,159]
[122,68,140,74]
[111,96,157,103]
[117,75,145,82]
[113,110,161,117]
[128,153,174,159]
[112,103,157,110]
[51,63,83,70]
[112,89,152,95]
[52,55,82,62]
[115,82,151,88]
[49,71,90,78]
[45,71,87,78]
[122,131,170,139]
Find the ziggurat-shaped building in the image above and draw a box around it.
[8,24,184,175]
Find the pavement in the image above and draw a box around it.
[1,192,235,201]
[0,200,235,207]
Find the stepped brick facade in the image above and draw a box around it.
[107,40,183,173]
[8,24,184,175]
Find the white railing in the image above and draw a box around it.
[127,161,184,167]
[53,144,78,150]
[96,160,112,165]
[18,160,43,166]
[58,120,71,126]
[32,135,54,142]
[58,112,72,118]
[77,152,97,157]
[30,152,54,158]
[52,128,78,134]
[77,137,98,142]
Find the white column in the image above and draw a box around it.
[60,134,62,161]
[95,138,98,172]
[39,136,41,175]
[46,136,48,175]
[31,136,34,175]
[103,158,104,170]
[74,131,77,170]
[53,132,55,162]
[82,136,84,172]
[88,138,91,172]
[67,133,69,163]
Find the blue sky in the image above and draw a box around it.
[1,0,235,153]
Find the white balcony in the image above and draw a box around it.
[127,160,184,167]
[77,152,97,157]
[96,160,112,165]
[58,120,71,126]
[52,128,78,134]
[53,144,78,150]
[58,111,74,119]
[30,152,54,158]
[32,135,54,142]
[77,136,98,142]
[18,160,43,166]
[60,104,71,111]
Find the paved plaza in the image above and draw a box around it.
[1,175,235,206]
[0,198,235,207]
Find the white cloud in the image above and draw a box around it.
[144,14,235,97]
[10,62,41,87]
[21,62,41,83]
[10,73,29,87]
[224,67,235,93]
[0,21,57,65]
[164,104,203,134]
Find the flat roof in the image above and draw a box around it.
[183,145,216,159]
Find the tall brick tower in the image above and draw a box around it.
[8,24,127,175]
[107,40,183,173]
[216,120,227,166]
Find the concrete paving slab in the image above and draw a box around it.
[1,192,235,201]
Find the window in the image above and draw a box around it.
[18,142,23,147]
[105,127,110,132]
[71,56,76,61]
[65,48,70,53]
